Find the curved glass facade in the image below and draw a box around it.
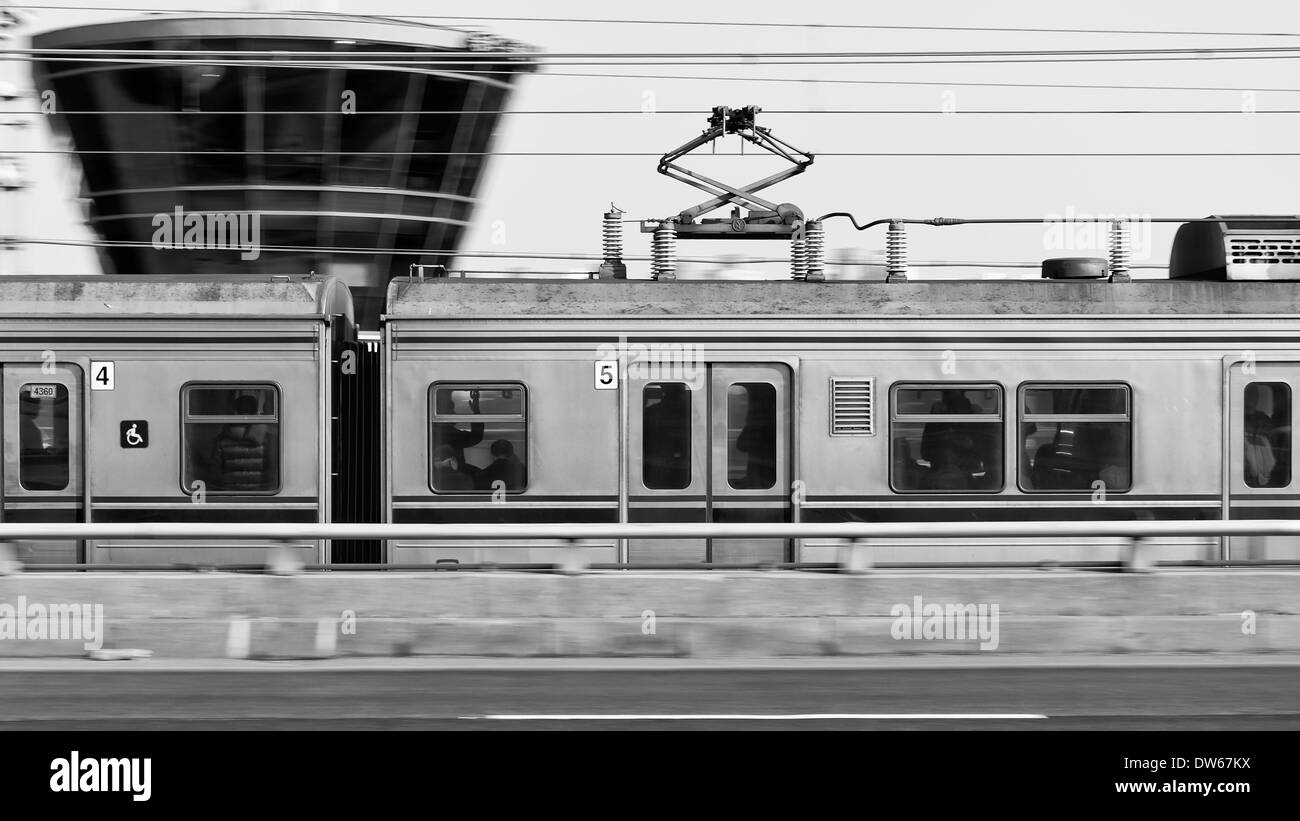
[32,16,534,325]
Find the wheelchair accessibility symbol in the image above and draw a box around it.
[119,420,148,448]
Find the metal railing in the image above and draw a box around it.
[1,520,1299,572]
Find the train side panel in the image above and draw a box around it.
[386,338,620,563]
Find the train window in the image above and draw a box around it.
[181,384,281,494]
[891,384,1004,492]
[19,383,70,491]
[1020,384,1131,493]
[643,383,692,490]
[1244,382,1291,488]
[430,384,527,493]
[727,383,777,490]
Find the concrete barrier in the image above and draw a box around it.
[0,570,1295,659]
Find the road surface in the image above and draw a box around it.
[0,658,1295,730]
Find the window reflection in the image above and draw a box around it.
[182,385,281,494]
[19,384,70,491]
[430,384,527,492]
[728,383,776,490]
[643,383,692,490]
[1244,382,1291,488]
[1020,384,1132,492]
[892,386,1003,492]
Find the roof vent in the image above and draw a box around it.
[1170,215,1300,280]
[1041,257,1107,280]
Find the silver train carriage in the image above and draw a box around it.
[0,275,363,565]
[382,275,1300,566]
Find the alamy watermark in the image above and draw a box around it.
[594,341,705,389]
[0,596,104,651]
[50,751,150,802]
[890,595,1000,650]
[1043,207,1153,262]
[151,206,261,260]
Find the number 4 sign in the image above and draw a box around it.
[90,361,115,390]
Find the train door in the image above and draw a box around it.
[1,363,84,563]
[1227,361,1300,560]
[628,362,791,563]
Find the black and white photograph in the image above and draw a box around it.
[0,0,1294,807]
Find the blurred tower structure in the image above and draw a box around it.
[1,3,35,275]
[31,13,536,325]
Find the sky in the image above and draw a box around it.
[3,0,1300,278]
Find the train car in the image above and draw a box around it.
[0,275,360,565]
[382,269,1300,565]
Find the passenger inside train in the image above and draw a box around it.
[1244,382,1290,488]
[431,388,485,487]
[893,387,1002,491]
[480,439,525,490]
[432,446,475,490]
[18,386,70,491]
[210,395,270,492]
[1022,386,1131,492]
[430,386,527,492]
[184,386,279,493]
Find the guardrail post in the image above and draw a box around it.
[838,538,872,575]
[556,539,591,576]
[266,540,304,576]
[0,541,19,575]
[1124,536,1155,573]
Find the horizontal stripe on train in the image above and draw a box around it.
[2,509,81,523]
[90,496,319,505]
[655,335,1300,345]
[1229,507,1300,519]
[393,508,620,524]
[91,508,318,523]
[627,509,793,523]
[393,336,618,344]
[804,494,1221,503]
[1,336,318,345]
[393,494,618,504]
[630,508,707,523]
[394,334,1300,346]
[800,507,1218,523]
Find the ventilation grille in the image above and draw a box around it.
[831,378,874,436]
[1229,237,1300,265]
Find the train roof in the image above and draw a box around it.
[0,276,353,319]
[385,277,1300,318]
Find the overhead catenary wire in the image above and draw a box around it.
[7,237,1170,269]
[14,5,1300,38]
[9,150,1300,157]
[9,108,1300,116]
[15,52,1300,67]
[5,236,852,264]
[17,44,1300,58]
[8,61,1300,95]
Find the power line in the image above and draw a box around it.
[11,236,808,264]
[7,238,1175,270]
[15,52,1300,67]
[10,108,1300,115]
[15,5,1300,38]
[548,72,1300,94]
[10,150,1300,157]
[18,45,1300,58]
[9,58,1300,94]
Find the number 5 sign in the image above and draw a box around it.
[90,361,115,390]
[594,359,618,390]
